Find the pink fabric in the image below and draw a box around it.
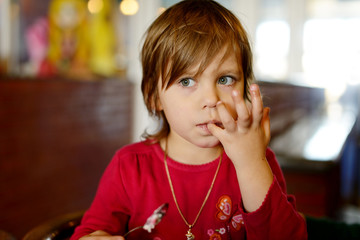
[71,141,307,240]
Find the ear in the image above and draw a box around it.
[154,82,164,111]
[150,92,163,113]
[155,96,163,111]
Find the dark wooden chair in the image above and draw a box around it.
[0,79,133,238]
[22,211,84,240]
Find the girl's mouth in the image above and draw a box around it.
[208,120,224,129]
[197,121,224,133]
[214,122,224,129]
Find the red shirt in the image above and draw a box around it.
[71,141,307,240]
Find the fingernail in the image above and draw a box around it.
[250,84,257,92]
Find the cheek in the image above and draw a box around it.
[161,99,186,121]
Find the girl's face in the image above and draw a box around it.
[157,48,245,152]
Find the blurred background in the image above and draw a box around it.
[0,0,359,238]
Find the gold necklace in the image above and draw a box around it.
[163,140,222,240]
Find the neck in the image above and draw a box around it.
[160,135,222,165]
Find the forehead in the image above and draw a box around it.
[188,46,242,73]
[163,45,243,86]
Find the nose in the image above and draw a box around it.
[201,84,219,109]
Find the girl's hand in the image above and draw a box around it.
[79,231,124,240]
[207,83,273,212]
[208,83,270,166]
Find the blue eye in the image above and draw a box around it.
[180,78,195,87]
[218,76,235,85]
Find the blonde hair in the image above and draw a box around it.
[141,0,254,141]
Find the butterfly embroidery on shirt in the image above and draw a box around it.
[215,195,244,231]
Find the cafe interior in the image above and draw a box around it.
[0,0,360,239]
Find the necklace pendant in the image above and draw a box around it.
[186,229,195,240]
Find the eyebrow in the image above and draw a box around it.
[217,68,243,77]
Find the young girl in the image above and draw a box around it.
[71,0,307,239]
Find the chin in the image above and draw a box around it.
[195,138,221,149]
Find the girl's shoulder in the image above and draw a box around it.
[108,140,164,178]
[114,139,161,160]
